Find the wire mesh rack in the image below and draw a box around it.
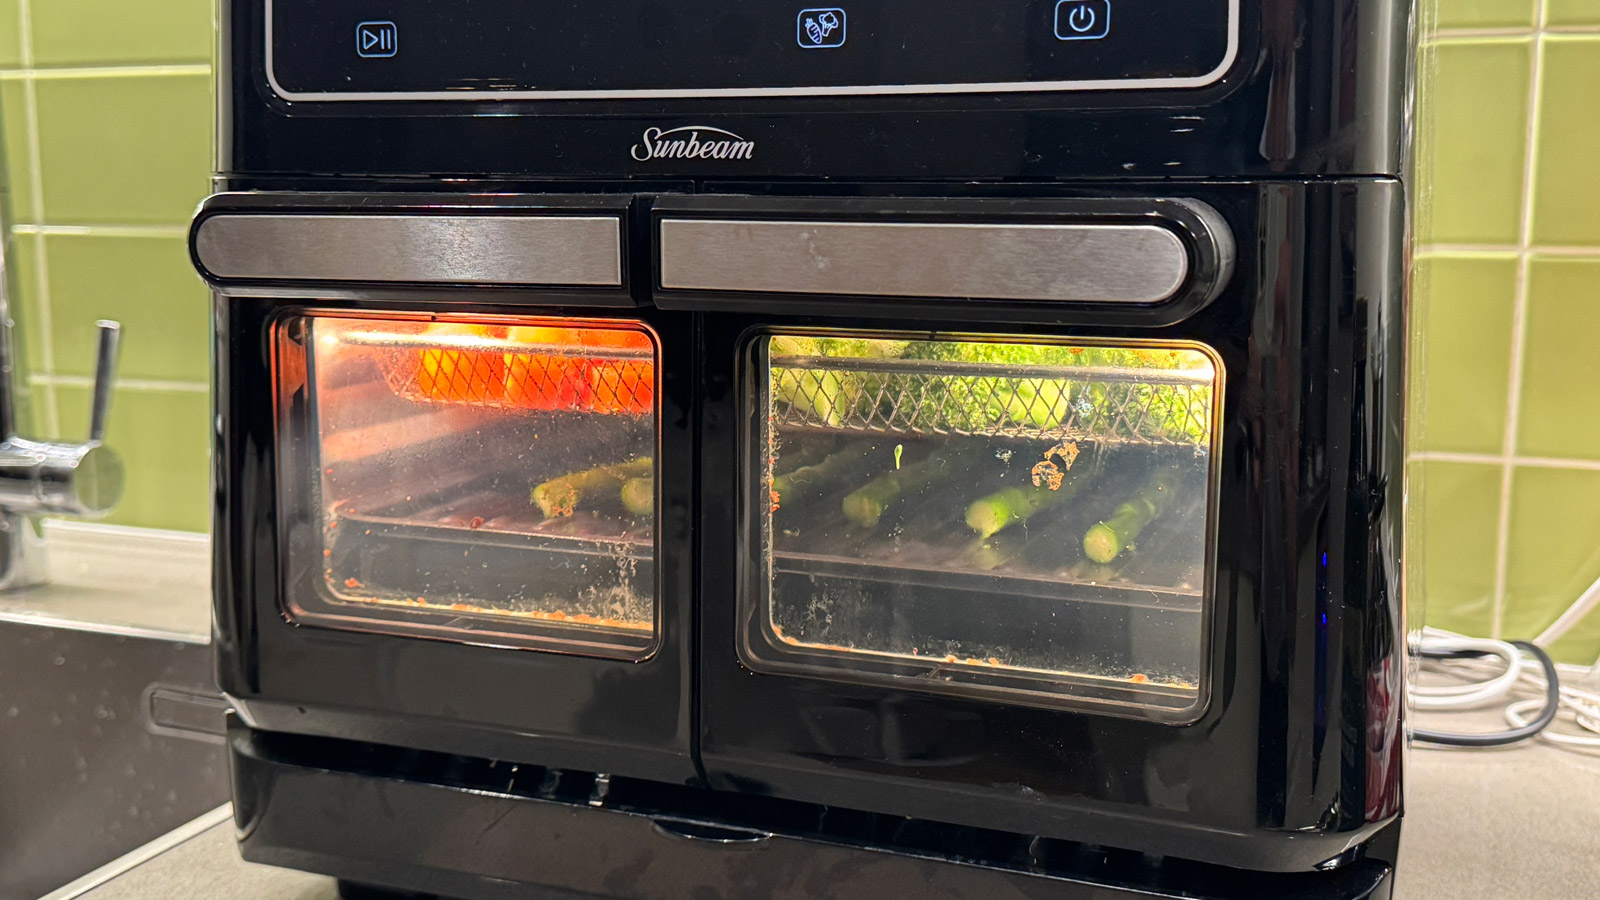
[769,355,1216,446]
[344,331,655,415]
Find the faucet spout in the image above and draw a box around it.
[0,210,127,589]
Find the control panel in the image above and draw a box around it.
[267,0,1238,100]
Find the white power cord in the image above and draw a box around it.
[1414,626,1600,750]
[1411,564,1600,751]
[1410,634,1522,709]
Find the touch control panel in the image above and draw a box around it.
[266,0,1238,100]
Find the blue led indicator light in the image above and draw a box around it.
[798,8,847,49]
[1054,1,1110,41]
[356,21,397,58]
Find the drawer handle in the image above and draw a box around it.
[652,818,771,845]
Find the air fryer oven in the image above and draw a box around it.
[197,1,1414,898]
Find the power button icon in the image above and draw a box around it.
[1055,0,1111,41]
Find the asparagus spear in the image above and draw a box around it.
[532,457,652,518]
[771,446,876,504]
[1083,469,1181,564]
[620,477,653,516]
[766,436,840,478]
[842,451,968,528]
[965,466,1091,540]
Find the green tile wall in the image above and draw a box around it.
[1417,39,1531,246]
[1415,2,1600,664]
[1,0,213,534]
[1409,461,1501,638]
[1443,2,1539,29]
[33,75,211,224]
[43,233,210,381]
[1546,1,1600,27]
[1411,255,1517,454]
[2,1,1600,664]
[1518,258,1600,460]
[0,0,20,70]
[1530,39,1600,245]
[29,0,212,68]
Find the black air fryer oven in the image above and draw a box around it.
[193,1,1413,898]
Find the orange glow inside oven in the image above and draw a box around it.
[352,322,655,415]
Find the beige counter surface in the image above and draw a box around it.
[0,521,210,644]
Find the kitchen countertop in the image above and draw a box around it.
[0,520,211,644]
[42,719,1600,900]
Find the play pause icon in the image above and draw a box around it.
[356,21,397,58]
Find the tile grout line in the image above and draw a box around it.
[1410,451,1600,473]
[13,223,192,238]
[1430,24,1600,40]
[0,64,213,81]
[27,374,209,394]
[1488,2,1549,641]
[14,0,59,438]
[1418,243,1600,256]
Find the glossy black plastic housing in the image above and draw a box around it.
[212,289,700,786]
[228,720,1399,900]
[209,175,1406,879]
[697,179,1406,872]
[650,195,1235,326]
[268,0,1236,97]
[219,0,1414,181]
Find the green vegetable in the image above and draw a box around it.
[904,342,1211,441]
[1083,470,1181,563]
[772,446,876,505]
[620,477,654,516]
[532,458,652,518]
[774,369,849,427]
[965,467,1091,539]
[841,452,966,528]
[769,336,910,427]
[769,338,1212,444]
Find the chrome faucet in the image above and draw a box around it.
[0,225,125,590]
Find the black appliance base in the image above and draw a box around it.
[232,722,1395,900]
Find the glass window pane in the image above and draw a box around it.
[277,314,658,658]
[745,334,1222,719]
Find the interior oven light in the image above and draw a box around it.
[339,323,655,415]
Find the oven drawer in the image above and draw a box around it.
[230,721,1398,900]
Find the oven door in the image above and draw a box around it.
[738,330,1222,721]
[196,194,697,784]
[678,188,1406,872]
